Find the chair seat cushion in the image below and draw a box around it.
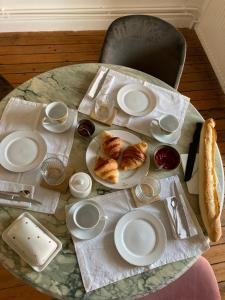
[137,256,220,300]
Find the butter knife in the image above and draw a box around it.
[0,192,41,205]
[184,122,202,182]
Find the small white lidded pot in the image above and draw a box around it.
[69,172,92,198]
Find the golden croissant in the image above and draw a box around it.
[101,131,123,160]
[94,156,119,183]
[120,142,148,171]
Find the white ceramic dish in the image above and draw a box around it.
[66,200,106,240]
[86,130,150,190]
[42,110,77,133]
[2,212,62,272]
[0,131,47,172]
[117,83,157,117]
[114,210,167,266]
[150,120,180,144]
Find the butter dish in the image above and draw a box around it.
[2,212,62,272]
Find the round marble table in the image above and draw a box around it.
[0,63,223,300]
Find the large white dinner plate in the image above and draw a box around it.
[86,130,150,189]
[0,131,47,172]
[117,83,158,117]
[114,210,167,266]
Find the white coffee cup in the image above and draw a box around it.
[45,101,68,125]
[152,114,179,135]
[73,201,107,230]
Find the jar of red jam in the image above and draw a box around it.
[153,145,180,170]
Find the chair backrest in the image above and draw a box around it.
[99,15,186,89]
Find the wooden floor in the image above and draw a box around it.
[0,29,225,300]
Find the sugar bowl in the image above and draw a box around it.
[69,172,92,198]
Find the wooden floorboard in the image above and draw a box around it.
[0,28,225,299]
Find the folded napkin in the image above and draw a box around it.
[66,175,209,292]
[0,97,77,213]
[181,154,199,194]
[79,66,190,144]
[0,180,34,209]
[164,194,198,240]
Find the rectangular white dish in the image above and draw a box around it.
[2,212,62,272]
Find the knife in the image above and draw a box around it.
[0,192,41,205]
[184,122,203,182]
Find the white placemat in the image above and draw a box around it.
[0,97,77,213]
[66,175,209,292]
[78,66,190,144]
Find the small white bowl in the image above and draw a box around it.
[69,172,92,198]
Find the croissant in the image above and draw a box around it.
[102,131,122,160]
[94,156,119,183]
[120,142,148,171]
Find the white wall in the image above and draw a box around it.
[195,0,225,93]
[0,0,203,32]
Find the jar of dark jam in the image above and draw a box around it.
[77,119,95,138]
[153,145,180,170]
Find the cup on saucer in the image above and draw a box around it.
[43,101,68,126]
[73,201,107,230]
[152,114,179,135]
[66,200,107,240]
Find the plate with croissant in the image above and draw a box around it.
[86,130,150,189]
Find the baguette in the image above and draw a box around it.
[198,118,221,242]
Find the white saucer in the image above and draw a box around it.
[42,110,77,133]
[0,130,47,172]
[117,83,157,117]
[150,120,180,144]
[114,210,167,266]
[66,200,106,240]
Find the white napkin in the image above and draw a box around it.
[66,175,209,292]
[0,180,34,208]
[79,66,190,144]
[0,97,77,214]
[164,194,198,239]
[181,154,199,194]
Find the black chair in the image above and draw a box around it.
[99,15,186,89]
[0,75,13,100]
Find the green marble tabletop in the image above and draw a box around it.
[0,63,223,300]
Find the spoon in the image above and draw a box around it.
[171,197,180,237]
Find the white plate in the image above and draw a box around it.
[150,120,180,144]
[117,84,157,117]
[114,210,167,266]
[86,130,150,189]
[0,131,47,172]
[42,110,77,133]
[66,200,106,240]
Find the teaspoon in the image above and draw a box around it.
[171,198,180,237]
